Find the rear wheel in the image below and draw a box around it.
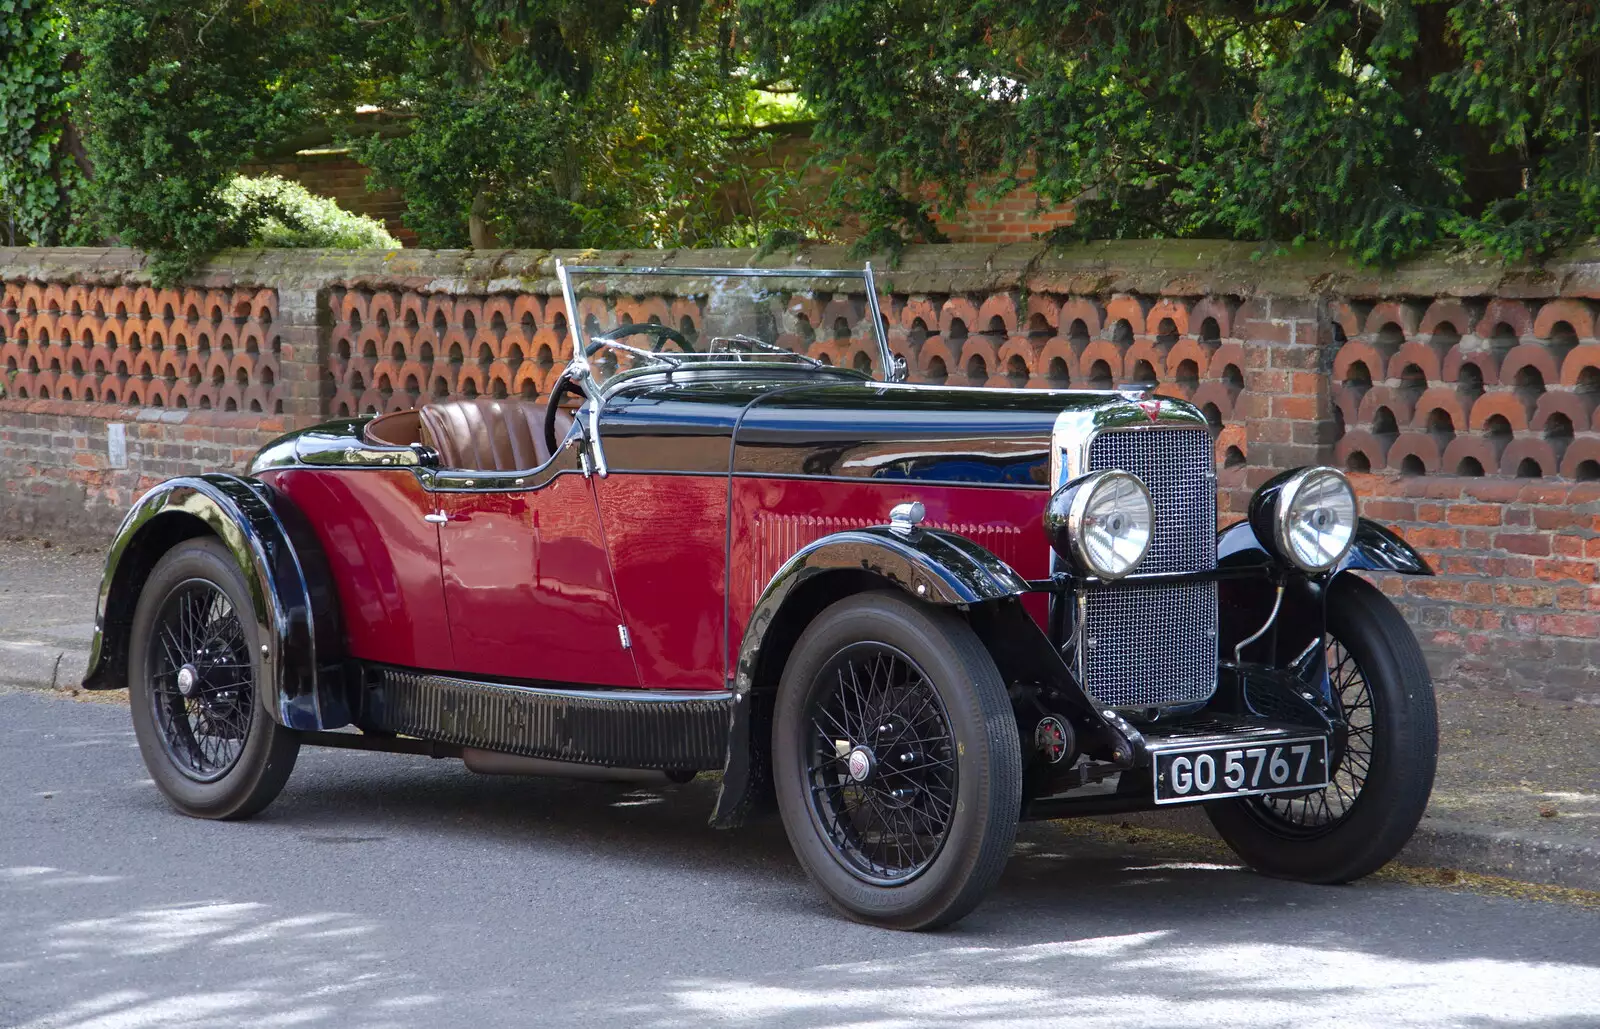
[128,538,300,819]
[773,591,1021,930]
[1207,574,1437,882]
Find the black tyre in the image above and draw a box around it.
[1207,574,1437,882]
[128,537,300,819]
[773,591,1021,930]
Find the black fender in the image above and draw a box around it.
[710,524,1030,828]
[1216,516,1433,667]
[82,474,348,730]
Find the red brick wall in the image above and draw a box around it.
[1,244,1595,698]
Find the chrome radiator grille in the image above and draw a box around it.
[1081,427,1218,708]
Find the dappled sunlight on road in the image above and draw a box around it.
[1,868,441,1029]
[604,930,1600,1028]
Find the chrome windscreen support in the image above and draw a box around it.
[555,259,609,478]
[1234,584,1285,664]
[862,262,903,382]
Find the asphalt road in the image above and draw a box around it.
[3,689,1598,1029]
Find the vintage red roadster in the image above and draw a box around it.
[84,264,1438,929]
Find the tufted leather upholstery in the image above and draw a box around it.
[416,398,574,472]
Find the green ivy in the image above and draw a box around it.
[0,0,84,244]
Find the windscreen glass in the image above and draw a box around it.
[561,266,891,387]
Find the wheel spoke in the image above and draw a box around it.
[144,579,254,783]
[803,642,956,885]
[1253,634,1384,835]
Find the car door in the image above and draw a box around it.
[432,467,641,688]
[589,384,741,691]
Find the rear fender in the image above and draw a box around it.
[82,474,348,730]
[711,525,1029,828]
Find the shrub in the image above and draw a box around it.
[222,175,400,249]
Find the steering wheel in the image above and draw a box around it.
[586,322,694,356]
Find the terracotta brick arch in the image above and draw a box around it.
[1443,436,1502,477]
[1331,340,1386,386]
[1560,437,1600,478]
[1021,294,1060,336]
[1499,437,1559,478]
[1358,385,1417,430]
[1474,298,1535,342]
[1418,299,1477,341]
[1144,298,1191,340]
[1387,432,1442,474]
[1056,297,1105,342]
[1499,343,1561,390]
[1530,394,1590,451]
[975,294,1019,336]
[997,336,1045,388]
[915,336,958,384]
[1387,341,1444,383]
[1533,298,1596,342]
[1442,343,1499,387]
[1557,345,1600,387]
[1077,339,1122,388]
[1411,388,1467,433]
[1363,300,1424,343]
[1467,391,1531,433]
[1334,429,1389,473]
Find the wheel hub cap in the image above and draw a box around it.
[176,664,200,698]
[846,745,876,783]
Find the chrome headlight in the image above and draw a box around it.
[1045,469,1153,580]
[1249,466,1358,573]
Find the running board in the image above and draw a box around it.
[359,665,733,771]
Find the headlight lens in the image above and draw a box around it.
[1264,467,1357,572]
[1045,469,1153,580]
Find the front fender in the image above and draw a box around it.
[734,525,1028,691]
[1216,516,1432,664]
[711,525,1028,829]
[82,474,347,730]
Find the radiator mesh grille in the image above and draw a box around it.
[1082,426,1217,708]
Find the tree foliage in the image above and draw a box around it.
[743,0,1600,262]
[352,0,806,249]
[1,0,85,244]
[72,0,338,281]
[12,0,1600,272]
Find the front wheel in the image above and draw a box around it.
[128,537,300,820]
[773,591,1021,930]
[1207,574,1438,882]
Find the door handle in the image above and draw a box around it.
[423,512,448,524]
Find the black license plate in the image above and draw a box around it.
[1153,736,1329,805]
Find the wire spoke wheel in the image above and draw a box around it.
[145,578,255,783]
[803,642,957,887]
[1254,638,1375,834]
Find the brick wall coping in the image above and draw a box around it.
[8,242,1600,301]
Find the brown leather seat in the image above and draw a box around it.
[416,398,574,472]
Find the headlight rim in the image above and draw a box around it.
[1046,468,1154,581]
[1265,465,1358,574]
